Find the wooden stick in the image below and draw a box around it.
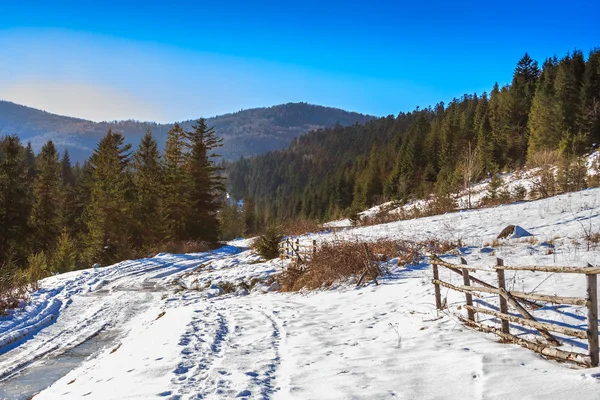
[464,305,587,339]
[430,255,491,272]
[500,288,560,345]
[362,243,378,286]
[496,259,510,334]
[432,264,443,310]
[430,254,600,275]
[356,269,369,287]
[433,279,588,306]
[497,264,600,274]
[458,316,592,366]
[461,258,475,321]
[443,264,542,309]
[587,268,599,367]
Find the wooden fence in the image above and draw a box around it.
[278,239,317,266]
[431,255,600,367]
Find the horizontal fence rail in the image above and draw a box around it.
[431,255,600,367]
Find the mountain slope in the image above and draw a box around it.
[0,101,375,161]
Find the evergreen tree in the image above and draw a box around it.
[528,58,561,154]
[84,130,133,265]
[580,49,600,143]
[161,123,191,241]
[30,141,63,253]
[132,129,164,250]
[61,149,75,187]
[184,119,225,242]
[0,135,33,265]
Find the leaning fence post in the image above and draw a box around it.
[432,263,442,310]
[295,239,300,262]
[586,264,599,367]
[496,258,510,334]
[461,257,475,321]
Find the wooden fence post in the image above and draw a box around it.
[496,258,510,334]
[432,263,442,310]
[295,239,300,262]
[312,239,317,259]
[461,257,475,321]
[586,264,599,367]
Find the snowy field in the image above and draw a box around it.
[2,189,600,399]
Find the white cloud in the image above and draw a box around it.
[0,81,164,122]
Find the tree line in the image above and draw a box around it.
[226,48,600,222]
[0,119,225,280]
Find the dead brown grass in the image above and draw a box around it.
[278,240,388,291]
[278,238,459,292]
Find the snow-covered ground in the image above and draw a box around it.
[2,189,600,399]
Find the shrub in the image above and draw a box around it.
[253,226,283,260]
[0,258,32,316]
[50,229,77,273]
[278,240,399,291]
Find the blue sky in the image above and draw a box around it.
[0,0,598,122]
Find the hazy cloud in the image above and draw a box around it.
[0,81,164,122]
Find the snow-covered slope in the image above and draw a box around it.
[2,189,600,399]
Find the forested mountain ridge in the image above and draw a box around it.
[0,101,374,161]
[227,49,600,222]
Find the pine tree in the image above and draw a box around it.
[161,123,192,241]
[84,130,133,265]
[508,53,540,163]
[132,129,163,250]
[554,52,585,137]
[0,135,33,265]
[30,141,63,253]
[184,119,225,242]
[580,48,600,143]
[528,58,561,155]
[61,149,75,187]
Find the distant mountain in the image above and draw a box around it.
[0,101,375,161]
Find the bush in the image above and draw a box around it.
[0,258,35,316]
[50,229,77,273]
[252,226,283,260]
[278,240,399,291]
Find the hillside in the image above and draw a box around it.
[227,49,600,222]
[1,188,600,399]
[0,101,374,161]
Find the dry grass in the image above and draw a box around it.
[278,240,387,291]
[278,238,459,292]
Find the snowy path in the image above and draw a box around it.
[2,190,600,398]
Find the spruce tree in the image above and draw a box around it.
[30,141,63,253]
[161,123,191,241]
[132,129,164,251]
[0,135,33,265]
[528,58,561,155]
[580,49,600,143]
[61,149,75,187]
[184,119,225,242]
[84,130,133,265]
